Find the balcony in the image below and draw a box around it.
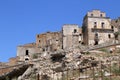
[91,28,114,33]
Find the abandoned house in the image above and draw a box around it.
[82,10,117,45]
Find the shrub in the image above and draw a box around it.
[32,54,38,59]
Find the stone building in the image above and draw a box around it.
[111,17,120,31]
[17,43,38,61]
[82,10,115,45]
[111,17,120,41]
[36,31,62,52]
[62,24,83,49]
[17,32,62,61]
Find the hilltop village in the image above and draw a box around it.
[0,10,120,80]
[17,10,120,61]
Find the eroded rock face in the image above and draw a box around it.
[41,74,50,80]
[50,53,65,62]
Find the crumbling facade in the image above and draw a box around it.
[36,32,62,52]
[82,10,116,45]
[111,17,120,31]
[62,24,82,49]
[17,43,39,61]
[17,10,119,61]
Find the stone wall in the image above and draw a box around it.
[36,32,62,51]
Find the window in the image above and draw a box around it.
[43,48,45,52]
[39,40,41,43]
[74,29,77,33]
[91,14,93,16]
[25,58,29,61]
[111,26,114,31]
[100,14,103,17]
[95,33,98,37]
[108,34,111,38]
[79,34,82,36]
[37,35,39,38]
[25,50,29,56]
[79,41,81,43]
[94,33,99,45]
[94,22,97,28]
[101,22,105,28]
[111,26,114,29]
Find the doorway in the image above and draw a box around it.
[25,50,29,56]
[94,33,99,45]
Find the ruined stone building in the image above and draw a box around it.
[36,32,62,52]
[82,10,117,45]
[111,17,120,31]
[17,43,38,61]
[17,10,119,61]
[62,24,82,49]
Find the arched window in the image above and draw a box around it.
[100,14,103,17]
[74,29,77,33]
[91,14,93,16]
[111,26,114,31]
[94,33,99,45]
[101,22,105,28]
[94,22,97,28]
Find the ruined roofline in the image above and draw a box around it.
[87,16,110,19]
[62,24,81,28]
[9,56,19,60]
[88,9,105,13]
[112,17,120,20]
[63,24,79,26]
[37,31,61,36]
[83,9,108,20]
[17,43,36,48]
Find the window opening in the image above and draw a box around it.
[26,50,29,56]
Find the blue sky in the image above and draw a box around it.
[0,0,120,62]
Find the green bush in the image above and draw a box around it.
[111,65,120,75]
[32,54,38,59]
[99,48,108,53]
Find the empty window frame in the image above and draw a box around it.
[94,22,97,28]
[39,40,41,43]
[74,29,77,33]
[101,22,105,28]
[111,26,114,29]
[108,34,111,38]
[25,50,29,56]
[100,14,103,17]
[91,14,93,17]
